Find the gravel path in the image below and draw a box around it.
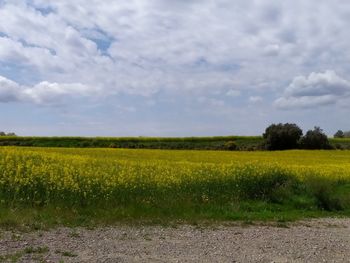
[0,218,349,263]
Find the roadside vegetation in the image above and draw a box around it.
[0,147,349,228]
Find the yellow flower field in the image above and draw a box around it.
[0,147,349,212]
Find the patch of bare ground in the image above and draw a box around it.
[0,218,349,262]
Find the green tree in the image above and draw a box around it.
[263,123,303,150]
[334,130,344,138]
[300,127,331,149]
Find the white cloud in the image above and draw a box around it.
[226,89,241,97]
[0,0,350,140]
[0,75,95,105]
[1,0,349,101]
[274,95,337,109]
[198,96,225,107]
[274,70,350,109]
[263,44,280,56]
[0,76,22,102]
[249,96,263,103]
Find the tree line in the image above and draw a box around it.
[0,131,16,136]
[263,123,334,150]
[334,130,350,138]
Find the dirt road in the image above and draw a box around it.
[0,218,349,262]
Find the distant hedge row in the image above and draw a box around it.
[0,136,262,150]
[0,136,349,150]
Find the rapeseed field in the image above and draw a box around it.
[0,147,349,221]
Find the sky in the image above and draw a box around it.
[0,0,350,136]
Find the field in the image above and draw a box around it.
[0,136,350,150]
[0,147,350,228]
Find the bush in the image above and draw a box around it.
[0,131,16,136]
[300,127,331,149]
[224,141,237,151]
[334,144,343,150]
[235,168,297,202]
[305,177,343,211]
[334,130,344,138]
[263,123,303,150]
[79,141,90,147]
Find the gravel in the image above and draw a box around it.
[0,218,349,262]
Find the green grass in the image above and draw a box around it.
[0,246,49,263]
[0,202,348,231]
[0,250,24,263]
[55,249,77,258]
[24,246,49,254]
[1,177,350,230]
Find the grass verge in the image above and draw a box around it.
[0,200,349,231]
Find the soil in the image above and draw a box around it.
[0,218,349,262]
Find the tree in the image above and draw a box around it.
[300,127,331,149]
[334,130,344,138]
[0,131,16,136]
[263,123,303,150]
[0,131,17,136]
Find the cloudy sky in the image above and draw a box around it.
[1,0,350,136]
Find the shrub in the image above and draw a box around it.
[79,141,90,147]
[0,131,16,136]
[300,127,331,149]
[334,144,343,150]
[224,141,237,151]
[263,123,303,150]
[235,168,297,202]
[334,130,344,138]
[305,177,343,211]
